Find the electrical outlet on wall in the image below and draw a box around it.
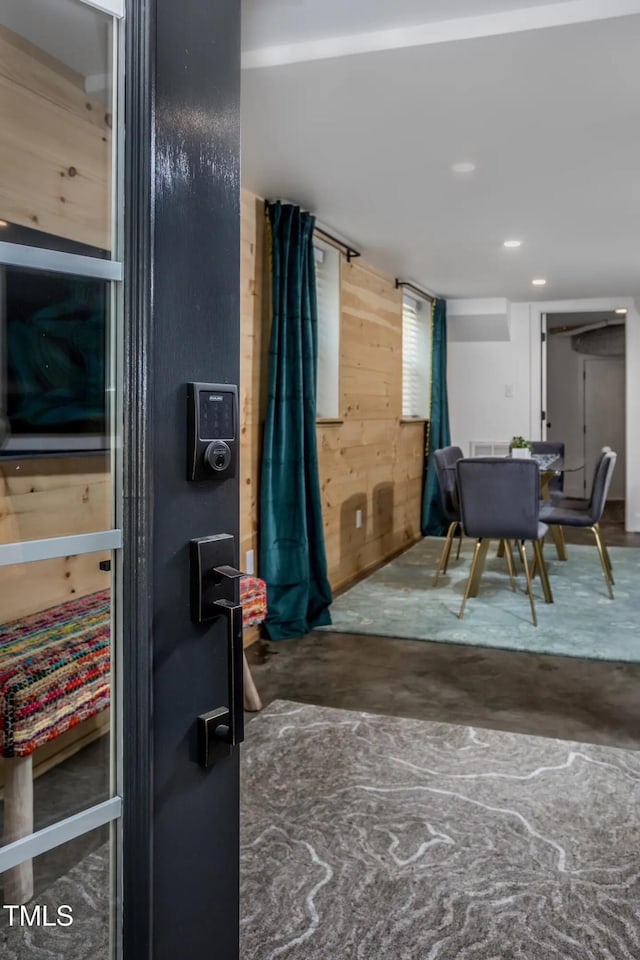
[355,509,363,529]
[504,384,514,398]
[245,549,255,576]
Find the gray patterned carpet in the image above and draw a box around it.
[1,846,109,959]
[318,538,640,661]
[5,701,639,958]
[241,701,640,960]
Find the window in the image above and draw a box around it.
[402,294,432,419]
[314,238,341,419]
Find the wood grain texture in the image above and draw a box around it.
[240,192,269,646]
[239,191,424,636]
[0,456,111,621]
[2,755,34,902]
[0,25,111,249]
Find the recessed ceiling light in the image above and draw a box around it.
[503,239,522,248]
[451,161,476,174]
[531,278,547,286]
[615,307,627,315]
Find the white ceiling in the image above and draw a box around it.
[242,0,576,51]
[241,5,640,300]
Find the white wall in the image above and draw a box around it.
[447,296,640,530]
[448,302,533,457]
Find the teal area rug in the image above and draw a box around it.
[319,539,640,661]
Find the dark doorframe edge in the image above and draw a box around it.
[122,0,154,956]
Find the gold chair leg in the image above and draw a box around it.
[456,525,463,560]
[594,522,614,584]
[591,524,614,599]
[541,474,567,561]
[442,522,457,575]
[459,539,485,619]
[502,539,517,592]
[433,521,458,586]
[549,524,567,561]
[517,540,538,626]
[532,539,553,604]
[496,540,505,558]
[468,538,491,597]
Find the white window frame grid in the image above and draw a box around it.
[0,0,124,885]
[402,293,432,420]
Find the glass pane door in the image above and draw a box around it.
[0,1,122,956]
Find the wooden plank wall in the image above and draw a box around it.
[0,30,112,778]
[320,259,424,591]
[0,25,111,249]
[240,193,268,645]
[239,190,424,640]
[0,456,111,622]
[0,28,112,621]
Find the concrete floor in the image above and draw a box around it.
[247,514,640,751]
[246,633,640,750]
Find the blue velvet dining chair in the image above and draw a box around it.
[539,451,617,598]
[456,457,553,626]
[432,445,464,585]
[546,446,611,506]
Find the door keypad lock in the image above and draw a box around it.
[187,382,238,481]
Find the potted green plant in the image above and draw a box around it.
[511,436,532,459]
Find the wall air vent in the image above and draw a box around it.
[469,441,510,457]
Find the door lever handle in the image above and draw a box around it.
[212,564,245,746]
[197,595,245,767]
[211,598,244,747]
[191,536,246,766]
[212,564,244,586]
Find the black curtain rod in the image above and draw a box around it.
[395,279,437,302]
[264,199,361,262]
[313,226,361,263]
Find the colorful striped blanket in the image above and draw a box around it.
[0,577,266,760]
[239,576,267,627]
[0,591,111,759]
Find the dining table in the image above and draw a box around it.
[445,452,584,572]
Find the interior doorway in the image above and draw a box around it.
[583,356,625,500]
[546,311,626,501]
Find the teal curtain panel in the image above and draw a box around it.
[421,298,451,535]
[259,202,333,639]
